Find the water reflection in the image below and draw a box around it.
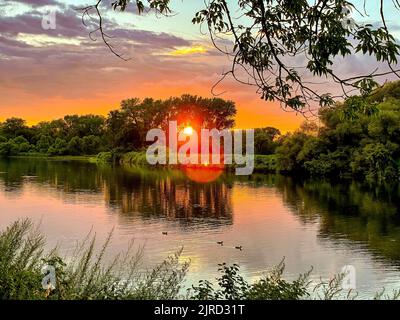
[0,158,233,223]
[1,158,400,296]
[239,174,400,262]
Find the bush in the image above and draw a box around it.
[96,152,114,163]
[37,135,53,154]
[254,155,278,172]
[67,137,83,155]
[191,261,310,300]
[0,219,189,300]
[122,151,148,166]
[0,141,20,157]
[48,138,68,156]
[0,220,45,299]
[81,135,103,155]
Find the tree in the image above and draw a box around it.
[67,137,84,155]
[48,138,68,156]
[254,127,281,155]
[34,119,68,141]
[82,135,103,154]
[351,142,397,181]
[276,131,310,171]
[105,99,144,150]
[64,115,106,139]
[80,0,400,112]
[0,142,13,157]
[164,95,236,131]
[105,94,236,150]
[0,118,29,139]
[36,135,53,153]
[12,136,31,153]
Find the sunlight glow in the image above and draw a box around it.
[168,45,208,56]
[183,126,194,136]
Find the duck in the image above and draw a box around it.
[235,246,243,251]
[162,232,168,235]
[217,241,224,246]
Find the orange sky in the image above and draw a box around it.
[0,60,304,132]
[1,1,400,132]
[0,1,309,133]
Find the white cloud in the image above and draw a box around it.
[15,33,84,47]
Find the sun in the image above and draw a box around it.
[183,126,194,136]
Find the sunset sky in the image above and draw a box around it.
[1,0,400,132]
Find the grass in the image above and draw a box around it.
[10,154,96,162]
[9,150,280,174]
[1,219,400,300]
[0,219,189,300]
[121,151,149,166]
[96,151,279,173]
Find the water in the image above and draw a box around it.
[1,158,400,298]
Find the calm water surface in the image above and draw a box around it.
[1,158,400,298]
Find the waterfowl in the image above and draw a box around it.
[217,241,224,246]
[162,232,168,235]
[235,246,243,251]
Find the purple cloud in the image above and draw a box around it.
[6,0,60,7]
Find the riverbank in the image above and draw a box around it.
[2,152,279,174]
[93,151,279,172]
[9,154,97,162]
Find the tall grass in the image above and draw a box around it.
[0,219,45,299]
[0,219,189,300]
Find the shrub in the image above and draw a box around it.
[122,151,148,166]
[96,152,114,163]
[48,138,68,156]
[190,261,310,300]
[254,155,278,172]
[0,219,189,300]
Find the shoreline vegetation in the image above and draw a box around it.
[5,152,278,174]
[1,219,399,300]
[2,82,400,183]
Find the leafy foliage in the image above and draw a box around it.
[86,0,400,111]
[274,81,400,182]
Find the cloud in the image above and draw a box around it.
[0,8,86,38]
[10,0,60,6]
[0,1,218,103]
[0,1,305,131]
[167,45,208,56]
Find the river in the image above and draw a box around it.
[1,158,400,298]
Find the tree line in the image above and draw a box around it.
[2,82,400,182]
[274,81,400,182]
[0,94,236,157]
